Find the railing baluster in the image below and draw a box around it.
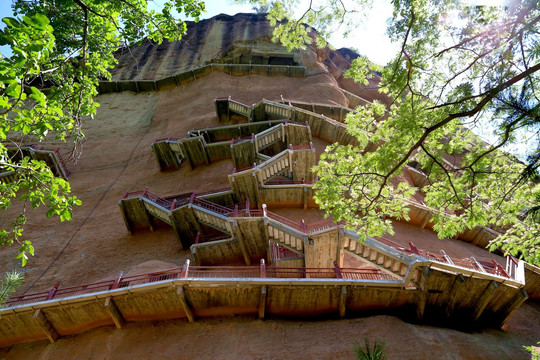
[260,259,266,278]
[111,271,124,289]
[334,261,343,279]
[181,259,190,278]
[46,282,60,300]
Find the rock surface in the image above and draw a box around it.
[0,12,538,360]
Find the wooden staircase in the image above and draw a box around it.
[267,222,305,254]
[342,232,413,279]
[191,207,231,234]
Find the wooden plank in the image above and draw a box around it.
[339,285,347,319]
[258,285,267,319]
[445,274,467,319]
[233,221,251,265]
[34,309,59,344]
[177,286,195,323]
[471,281,498,321]
[104,297,124,329]
[498,288,528,326]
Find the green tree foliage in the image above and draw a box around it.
[0,0,205,265]
[243,0,540,264]
[0,271,24,306]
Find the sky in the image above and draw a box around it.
[0,0,398,65]
[0,0,525,154]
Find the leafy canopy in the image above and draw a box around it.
[243,0,540,264]
[0,0,205,266]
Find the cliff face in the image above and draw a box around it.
[0,13,538,360]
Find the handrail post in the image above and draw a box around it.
[46,282,60,300]
[440,250,454,265]
[471,257,486,273]
[189,192,196,204]
[262,203,267,217]
[301,219,307,233]
[142,186,149,197]
[245,197,250,212]
[334,261,343,279]
[194,232,201,244]
[111,271,124,289]
[122,191,129,199]
[408,242,420,255]
[170,199,177,210]
[260,259,266,278]
[233,205,238,217]
[181,259,190,278]
[491,259,509,278]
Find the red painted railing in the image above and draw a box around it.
[121,189,516,281]
[192,198,233,215]
[5,145,71,178]
[4,263,397,308]
[375,237,512,279]
[270,242,303,261]
[153,136,180,143]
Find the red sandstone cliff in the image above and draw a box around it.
[0,13,538,360]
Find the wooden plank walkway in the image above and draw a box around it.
[0,256,527,348]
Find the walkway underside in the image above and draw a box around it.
[0,259,527,347]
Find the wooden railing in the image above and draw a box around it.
[3,261,395,309]
[375,236,512,279]
[4,145,71,179]
[121,189,517,282]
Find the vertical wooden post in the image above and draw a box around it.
[189,192,196,204]
[177,286,195,323]
[46,282,60,300]
[262,204,267,217]
[233,205,239,217]
[440,250,454,265]
[34,309,59,344]
[104,297,124,329]
[111,271,124,289]
[260,259,266,278]
[334,261,343,279]
[301,219,307,233]
[471,281,498,322]
[339,286,347,319]
[181,259,190,278]
[258,285,267,320]
[142,186,148,197]
[233,220,251,266]
[409,242,420,255]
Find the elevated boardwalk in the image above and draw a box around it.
[0,249,527,347]
[97,63,307,94]
[152,120,312,171]
[1,145,70,182]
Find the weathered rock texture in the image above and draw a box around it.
[0,12,538,360]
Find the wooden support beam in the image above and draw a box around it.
[498,288,528,326]
[233,220,251,266]
[471,281,498,322]
[420,211,432,229]
[34,309,59,344]
[177,286,195,323]
[117,202,133,235]
[339,286,347,319]
[415,266,430,320]
[169,217,185,251]
[104,297,124,329]
[445,274,467,319]
[258,285,267,319]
